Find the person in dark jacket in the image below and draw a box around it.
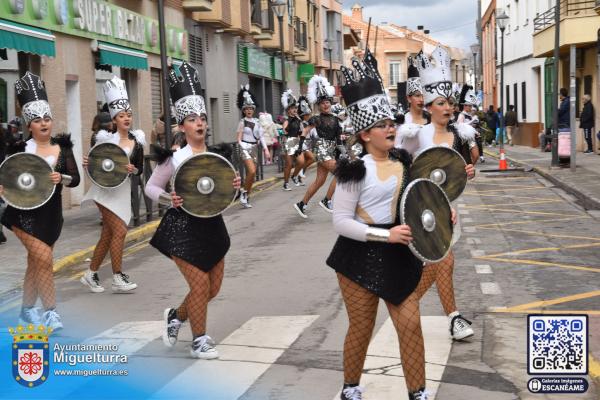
[558,88,570,129]
[504,105,518,146]
[580,94,595,153]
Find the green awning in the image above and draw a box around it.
[297,63,315,83]
[98,42,148,70]
[0,19,55,57]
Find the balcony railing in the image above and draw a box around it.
[261,6,275,32]
[533,0,597,32]
[292,17,307,50]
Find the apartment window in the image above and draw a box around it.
[584,75,592,96]
[389,62,402,86]
[506,85,510,112]
[288,0,294,24]
[521,82,527,120]
[189,33,203,65]
[513,83,518,119]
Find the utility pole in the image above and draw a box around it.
[551,2,560,167]
[569,44,576,172]
[157,0,172,148]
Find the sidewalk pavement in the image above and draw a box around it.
[0,163,283,300]
[484,145,600,210]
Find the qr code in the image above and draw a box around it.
[528,315,587,375]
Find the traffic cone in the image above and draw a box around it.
[498,149,508,170]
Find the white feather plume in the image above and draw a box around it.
[454,123,476,142]
[307,75,333,105]
[281,89,293,110]
[130,129,147,146]
[397,123,422,140]
[94,129,114,144]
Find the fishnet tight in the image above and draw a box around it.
[172,257,224,336]
[13,227,56,310]
[89,203,128,274]
[337,263,439,392]
[427,251,457,315]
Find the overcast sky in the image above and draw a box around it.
[343,0,478,52]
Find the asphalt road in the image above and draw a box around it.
[1,164,598,400]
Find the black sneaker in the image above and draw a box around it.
[283,182,291,191]
[341,385,363,400]
[319,198,333,213]
[293,201,308,219]
[291,176,299,186]
[162,308,182,348]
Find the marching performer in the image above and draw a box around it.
[80,76,145,293]
[145,62,240,359]
[290,96,314,186]
[0,72,80,330]
[398,47,479,341]
[236,85,270,208]
[281,89,304,191]
[293,75,339,218]
[328,50,455,400]
[457,85,485,163]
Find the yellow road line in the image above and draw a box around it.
[474,215,590,228]
[497,290,600,312]
[475,227,600,242]
[465,193,559,200]
[465,187,549,194]
[475,256,600,273]
[468,199,563,207]
[490,309,600,316]
[471,182,545,188]
[481,242,600,259]
[590,354,600,381]
[464,206,582,217]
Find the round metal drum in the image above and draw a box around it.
[400,178,453,263]
[87,142,129,188]
[410,146,467,202]
[173,152,237,218]
[0,152,55,210]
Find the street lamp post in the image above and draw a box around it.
[271,0,287,90]
[157,0,172,148]
[496,10,508,152]
[470,43,480,92]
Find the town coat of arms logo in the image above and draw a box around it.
[9,324,52,388]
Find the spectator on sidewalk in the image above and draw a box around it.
[558,88,570,129]
[580,94,595,154]
[495,107,507,145]
[90,110,113,147]
[486,105,498,145]
[504,105,518,146]
[151,113,178,148]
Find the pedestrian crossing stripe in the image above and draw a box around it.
[79,315,450,399]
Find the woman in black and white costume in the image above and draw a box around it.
[80,76,144,293]
[293,75,340,218]
[145,62,241,359]
[327,51,456,400]
[0,72,80,330]
[457,85,485,163]
[281,89,305,191]
[291,96,315,185]
[236,85,270,208]
[395,57,430,147]
[397,47,479,341]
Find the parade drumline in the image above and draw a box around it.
[0,45,485,400]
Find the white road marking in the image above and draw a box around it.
[458,209,470,215]
[480,282,502,295]
[153,315,318,400]
[463,227,477,233]
[461,217,474,223]
[470,249,486,257]
[84,321,163,355]
[475,264,493,274]
[334,316,451,399]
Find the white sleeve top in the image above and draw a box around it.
[332,154,407,242]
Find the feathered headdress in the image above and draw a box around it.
[459,84,478,106]
[340,48,394,132]
[298,96,312,116]
[281,89,298,110]
[307,75,335,105]
[415,46,453,104]
[237,84,258,110]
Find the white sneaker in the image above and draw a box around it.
[341,385,364,400]
[112,272,137,292]
[409,388,431,400]
[162,308,182,348]
[449,312,474,340]
[299,169,305,178]
[190,335,219,359]
[42,309,63,331]
[240,191,253,208]
[19,307,42,326]
[479,156,485,163]
[80,270,105,293]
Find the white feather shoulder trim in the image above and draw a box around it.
[94,129,114,144]
[453,123,476,142]
[130,129,147,146]
[397,123,422,140]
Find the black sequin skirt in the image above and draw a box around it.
[150,208,230,272]
[1,190,64,246]
[326,224,423,305]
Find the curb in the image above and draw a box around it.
[483,149,600,210]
